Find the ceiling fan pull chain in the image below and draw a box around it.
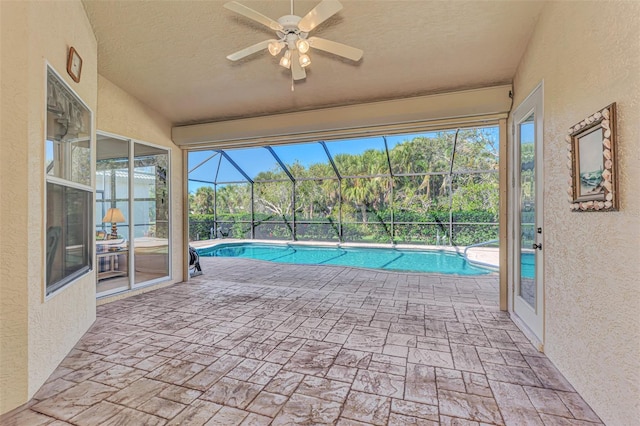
[291,0,294,15]
[291,75,295,92]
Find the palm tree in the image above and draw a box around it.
[217,184,250,216]
[192,186,215,214]
[338,150,391,224]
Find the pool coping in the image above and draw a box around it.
[193,238,466,251]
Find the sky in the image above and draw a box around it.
[187,126,500,194]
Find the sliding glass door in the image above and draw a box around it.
[96,133,170,297]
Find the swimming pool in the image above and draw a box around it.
[197,243,494,275]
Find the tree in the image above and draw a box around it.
[338,150,391,224]
[253,169,292,217]
[188,128,501,244]
[192,186,215,214]
[216,184,250,217]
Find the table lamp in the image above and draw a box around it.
[102,207,125,239]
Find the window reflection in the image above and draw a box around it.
[46,70,91,186]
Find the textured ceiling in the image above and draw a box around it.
[82,0,545,126]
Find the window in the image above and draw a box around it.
[46,183,92,294]
[45,67,93,296]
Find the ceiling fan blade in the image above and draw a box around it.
[298,0,343,32]
[224,1,283,31]
[290,51,306,81]
[226,39,276,61]
[308,37,363,61]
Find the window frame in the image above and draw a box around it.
[44,64,94,299]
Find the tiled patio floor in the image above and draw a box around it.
[3,258,603,425]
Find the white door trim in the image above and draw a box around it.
[510,81,544,348]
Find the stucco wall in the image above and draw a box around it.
[0,1,30,413]
[97,75,184,298]
[512,2,640,424]
[0,0,98,413]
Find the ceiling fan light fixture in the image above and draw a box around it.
[280,50,292,69]
[225,0,363,83]
[299,53,311,68]
[268,41,284,56]
[296,38,310,54]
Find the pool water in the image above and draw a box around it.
[198,243,493,275]
[521,252,535,279]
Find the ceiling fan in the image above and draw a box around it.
[224,0,363,82]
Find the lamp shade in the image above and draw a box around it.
[268,41,284,56]
[299,54,311,68]
[279,50,292,69]
[102,208,125,223]
[296,38,310,54]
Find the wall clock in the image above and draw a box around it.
[66,47,82,83]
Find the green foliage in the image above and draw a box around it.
[189,210,497,246]
[189,129,500,246]
[189,214,215,240]
[192,186,215,214]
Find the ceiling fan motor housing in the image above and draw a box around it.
[277,15,308,41]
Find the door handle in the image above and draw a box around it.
[532,243,542,250]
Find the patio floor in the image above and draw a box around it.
[3,258,603,425]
